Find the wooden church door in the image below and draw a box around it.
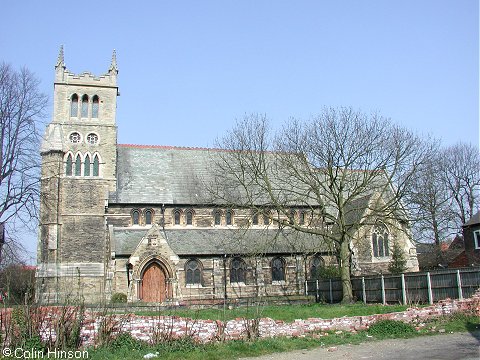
[141,262,167,302]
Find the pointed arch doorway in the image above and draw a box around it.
[140,261,171,303]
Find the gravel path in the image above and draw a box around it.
[240,331,480,360]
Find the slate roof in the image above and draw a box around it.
[112,227,329,256]
[110,145,217,204]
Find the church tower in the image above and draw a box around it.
[37,47,119,303]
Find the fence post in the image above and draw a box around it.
[401,274,407,305]
[304,280,308,296]
[426,272,433,305]
[381,275,386,305]
[456,270,463,300]
[329,279,333,304]
[362,277,366,304]
[316,279,319,302]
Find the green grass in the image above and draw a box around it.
[133,302,412,322]
[85,313,480,360]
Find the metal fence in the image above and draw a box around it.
[305,267,480,304]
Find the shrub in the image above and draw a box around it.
[111,293,127,303]
[109,332,147,351]
[368,319,416,338]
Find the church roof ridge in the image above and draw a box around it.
[117,144,219,151]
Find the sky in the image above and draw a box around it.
[1,0,479,262]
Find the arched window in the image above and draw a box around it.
[252,213,259,225]
[174,210,181,225]
[230,257,246,283]
[145,210,153,225]
[214,211,221,226]
[74,154,81,176]
[186,210,193,225]
[310,256,324,279]
[81,94,89,117]
[185,259,202,285]
[225,210,233,225]
[92,95,99,118]
[84,154,91,176]
[70,94,78,117]
[271,257,285,282]
[372,223,390,257]
[65,154,73,176]
[93,155,99,176]
[132,210,140,225]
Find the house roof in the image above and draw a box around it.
[464,211,480,227]
[112,227,330,256]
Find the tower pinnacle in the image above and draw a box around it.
[55,45,65,69]
[109,49,118,74]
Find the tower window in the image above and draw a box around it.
[84,154,91,176]
[70,94,78,117]
[65,154,73,176]
[69,132,81,144]
[86,133,98,145]
[81,95,89,118]
[92,95,99,118]
[74,154,81,176]
[93,155,99,176]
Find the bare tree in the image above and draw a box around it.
[0,63,47,251]
[212,108,432,302]
[441,142,480,229]
[407,150,454,246]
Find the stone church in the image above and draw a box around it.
[36,49,419,304]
